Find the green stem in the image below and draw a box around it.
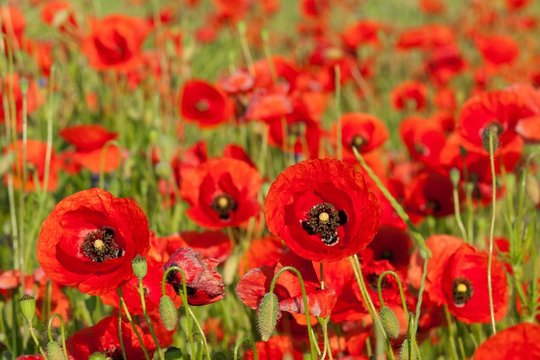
[349,255,395,360]
[487,130,497,335]
[233,336,258,360]
[377,271,408,318]
[137,280,164,360]
[47,314,68,360]
[27,320,48,359]
[269,266,321,360]
[118,310,127,360]
[118,290,150,360]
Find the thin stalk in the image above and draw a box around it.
[137,280,164,360]
[118,290,150,360]
[377,271,408,319]
[269,266,321,360]
[118,310,127,360]
[233,336,258,360]
[47,314,68,360]
[27,320,48,359]
[487,130,497,335]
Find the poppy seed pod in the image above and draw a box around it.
[19,294,36,322]
[131,254,148,280]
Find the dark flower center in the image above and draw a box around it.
[452,278,473,307]
[380,249,394,262]
[368,273,389,291]
[425,200,442,213]
[301,202,348,246]
[210,194,237,220]
[350,135,366,150]
[166,270,197,296]
[481,122,502,151]
[195,99,210,112]
[81,227,124,263]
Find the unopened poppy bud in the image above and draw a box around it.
[399,339,417,360]
[159,295,178,331]
[89,352,108,360]
[482,125,500,152]
[380,306,400,339]
[47,341,66,360]
[257,292,279,342]
[449,168,460,187]
[131,254,147,279]
[19,294,36,322]
[155,162,171,179]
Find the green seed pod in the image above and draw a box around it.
[482,125,500,152]
[19,295,36,322]
[380,306,400,339]
[159,295,178,331]
[131,254,148,279]
[256,292,279,342]
[449,168,460,186]
[89,352,108,360]
[399,339,417,360]
[47,341,66,360]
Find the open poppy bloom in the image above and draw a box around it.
[5,140,59,192]
[236,250,337,320]
[37,188,150,295]
[179,79,232,128]
[404,171,455,222]
[334,112,389,160]
[426,236,508,323]
[391,81,428,112]
[164,248,225,306]
[265,158,381,262]
[399,116,446,169]
[83,15,149,72]
[474,323,540,359]
[67,315,159,359]
[60,124,122,173]
[180,157,262,229]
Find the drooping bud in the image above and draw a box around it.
[256,292,279,341]
[380,306,400,339]
[131,254,148,279]
[19,295,36,322]
[47,341,66,360]
[159,295,178,331]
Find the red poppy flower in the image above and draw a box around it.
[358,259,406,309]
[404,171,455,222]
[0,74,41,130]
[67,315,157,359]
[391,81,428,112]
[37,188,150,295]
[367,225,411,271]
[506,0,531,10]
[164,248,225,306]
[400,116,446,168]
[236,250,337,319]
[425,46,466,85]
[180,158,262,229]
[60,124,122,173]
[1,6,25,49]
[223,144,257,168]
[475,34,519,66]
[219,70,254,95]
[334,113,389,160]
[5,140,59,192]
[426,237,508,323]
[396,25,455,51]
[419,0,445,14]
[474,323,540,359]
[458,88,536,149]
[41,1,78,35]
[265,158,381,262]
[179,79,232,128]
[340,20,385,50]
[83,15,149,72]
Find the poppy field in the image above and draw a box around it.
[2,0,540,359]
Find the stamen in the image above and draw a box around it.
[210,194,237,220]
[301,202,348,246]
[452,278,474,308]
[81,227,124,263]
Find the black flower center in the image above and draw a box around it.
[380,249,394,262]
[425,200,442,213]
[301,202,348,246]
[452,278,473,307]
[350,135,366,150]
[81,227,124,263]
[210,194,237,220]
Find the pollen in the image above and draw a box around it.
[217,196,229,208]
[93,239,105,251]
[456,283,468,293]
[211,194,237,220]
[318,212,330,223]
